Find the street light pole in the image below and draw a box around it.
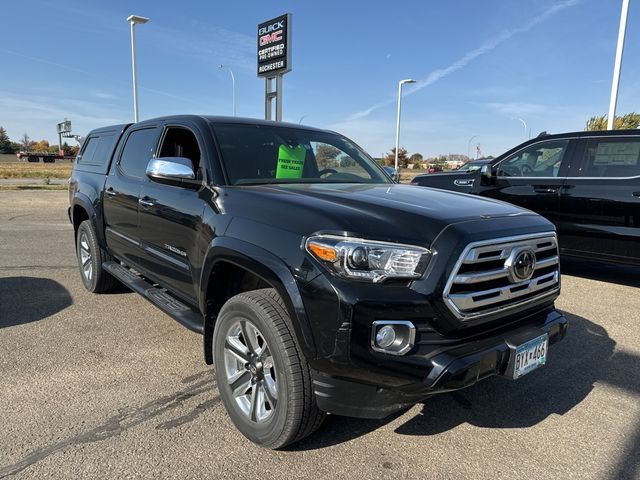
[607,0,630,130]
[219,64,236,116]
[127,15,149,123]
[467,135,478,159]
[394,79,416,171]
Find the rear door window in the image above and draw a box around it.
[77,136,99,164]
[119,128,158,178]
[577,138,640,178]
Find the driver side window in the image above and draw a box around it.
[497,140,569,177]
[310,141,372,180]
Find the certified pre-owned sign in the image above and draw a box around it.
[257,13,291,77]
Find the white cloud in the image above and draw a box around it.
[348,0,581,121]
[484,102,549,116]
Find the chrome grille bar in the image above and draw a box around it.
[443,233,560,320]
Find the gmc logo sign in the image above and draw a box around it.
[259,31,282,46]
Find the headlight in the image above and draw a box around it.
[305,235,431,283]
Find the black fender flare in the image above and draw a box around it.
[70,193,106,248]
[199,236,317,364]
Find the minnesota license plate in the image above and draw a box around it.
[512,334,548,379]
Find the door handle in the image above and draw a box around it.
[138,197,154,208]
[105,188,116,197]
[533,187,558,194]
[633,192,640,198]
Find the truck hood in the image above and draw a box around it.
[222,183,539,246]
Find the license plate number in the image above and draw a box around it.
[513,334,548,379]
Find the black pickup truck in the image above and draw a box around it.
[411,130,640,266]
[68,115,567,448]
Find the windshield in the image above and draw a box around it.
[212,123,390,185]
[458,161,485,172]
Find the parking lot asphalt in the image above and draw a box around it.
[1,190,639,480]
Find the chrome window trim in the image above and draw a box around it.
[443,232,560,321]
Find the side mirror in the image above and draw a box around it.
[480,164,494,186]
[146,157,200,188]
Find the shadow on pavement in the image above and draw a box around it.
[561,256,640,288]
[0,276,72,328]
[294,312,640,479]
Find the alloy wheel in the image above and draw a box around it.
[223,320,278,423]
[79,232,93,281]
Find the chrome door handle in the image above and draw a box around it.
[533,187,558,194]
[633,192,640,198]
[138,198,154,207]
[105,188,117,197]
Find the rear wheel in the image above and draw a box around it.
[76,220,119,293]
[213,288,325,449]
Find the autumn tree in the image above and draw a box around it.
[62,142,79,157]
[586,112,640,131]
[32,139,50,152]
[383,147,409,167]
[315,144,341,169]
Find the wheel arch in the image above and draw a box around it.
[70,194,105,247]
[200,237,317,364]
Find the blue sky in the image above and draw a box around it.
[1,0,639,157]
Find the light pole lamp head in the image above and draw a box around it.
[400,79,416,85]
[127,15,149,25]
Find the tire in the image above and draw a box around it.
[213,288,325,449]
[76,220,119,293]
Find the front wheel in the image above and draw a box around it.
[76,220,119,293]
[213,288,325,449]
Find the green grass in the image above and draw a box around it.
[0,162,73,179]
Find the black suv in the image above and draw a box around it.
[68,116,567,448]
[412,130,640,266]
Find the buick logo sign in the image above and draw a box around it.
[506,248,536,283]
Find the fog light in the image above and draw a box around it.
[371,321,416,356]
[375,325,396,348]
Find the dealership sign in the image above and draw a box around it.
[257,13,291,77]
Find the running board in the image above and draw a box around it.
[103,261,204,334]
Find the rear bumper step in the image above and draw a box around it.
[103,261,204,334]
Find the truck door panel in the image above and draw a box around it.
[103,126,160,269]
[559,137,640,264]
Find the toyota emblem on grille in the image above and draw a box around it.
[506,247,536,283]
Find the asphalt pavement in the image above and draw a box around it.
[1,190,638,479]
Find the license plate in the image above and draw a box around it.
[512,334,548,379]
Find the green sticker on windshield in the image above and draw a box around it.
[276,144,306,179]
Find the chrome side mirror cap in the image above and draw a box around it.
[146,157,198,187]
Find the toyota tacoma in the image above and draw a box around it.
[68,115,567,448]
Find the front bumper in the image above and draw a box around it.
[312,309,567,419]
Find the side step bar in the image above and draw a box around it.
[103,261,204,334]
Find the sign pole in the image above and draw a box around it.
[276,74,283,122]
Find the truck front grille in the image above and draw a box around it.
[443,233,560,320]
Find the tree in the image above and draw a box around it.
[315,144,341,169]
[0,127,16,154]
[586,112,640,131]
[20,133,33,152]
[32,139,50,152]
[383,147,409,168]
[409,153,423,167]
[62,142,79,157]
